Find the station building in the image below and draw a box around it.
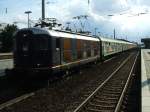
[141,38,150,49]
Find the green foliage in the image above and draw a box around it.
[0,24,18,52]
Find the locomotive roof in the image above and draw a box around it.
[48,30,99,41]
[19,27,99,41]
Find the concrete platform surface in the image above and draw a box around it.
[0,59,13,77]
[141,49,150,112]
[0,53,12,56]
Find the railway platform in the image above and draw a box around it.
[0,53,12,56]
[0,59,13,77]
[0,52,13,77]
[141,49,150,112]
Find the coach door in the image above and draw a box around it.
[54,38,61,65]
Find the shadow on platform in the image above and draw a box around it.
[142,79,150,88]
[0,69,5,77]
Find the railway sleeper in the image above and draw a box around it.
[95,98,118,103]
[80,96,88,100]
[86,104,115,111]
[103,88,122,92]
[86,108,113,112]
[106,81,125,85]
[89,102,115,108]
[83,94,92,98]
[102,90,122,94]
[108,79,124,81]
[95,96,118,100]
[89,102,116,108]
[93,99,117,105]
[96,93,120,98]
[104,85,123,89]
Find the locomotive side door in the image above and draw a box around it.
[53,37,61,65]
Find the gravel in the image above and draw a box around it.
[1,52,131,112]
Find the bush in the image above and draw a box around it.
[0,24,18,52]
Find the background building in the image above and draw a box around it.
[141,38,150,49]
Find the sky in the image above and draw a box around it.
[0,0,150,43]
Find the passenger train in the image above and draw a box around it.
[12,27,137,75]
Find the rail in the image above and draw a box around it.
[114,52,139,112]
[73,52,138,112]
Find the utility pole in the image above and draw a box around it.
[25,11,32,28]
[98,32,101,36]
[114,28,116,39]
[42,0,45,27]
[5,8,7,14]
[73,15,89,33]
[94,28,97,36]
[66,22,71,31]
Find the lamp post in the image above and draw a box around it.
[114,28,116,39]
[25,11,32,28]
[42,0,45,20]
[41,0,45,27]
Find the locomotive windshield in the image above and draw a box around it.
[15,31,31,52]
[32,35,49,51]
[16,31,49,51]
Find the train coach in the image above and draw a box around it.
[11,27,136,75]
[99,37,136,58]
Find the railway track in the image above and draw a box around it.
[73,52,139,112]
[0,51,138,112]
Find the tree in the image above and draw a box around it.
[0,24,18,52]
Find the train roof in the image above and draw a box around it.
[17,27,135,45]
[99,36,134,45]
[18,27,99,41]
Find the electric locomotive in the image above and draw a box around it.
[13,27,100,75]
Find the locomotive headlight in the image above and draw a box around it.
[23,34,27,37]
[37,64,40,67]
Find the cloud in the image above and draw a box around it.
[1,0,150,43]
